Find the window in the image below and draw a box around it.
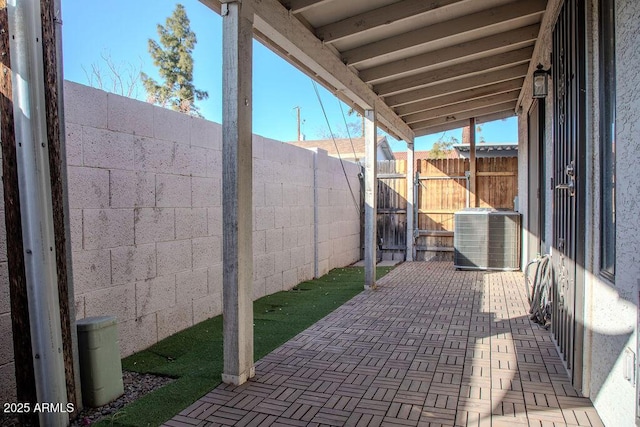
[599,0,616,280]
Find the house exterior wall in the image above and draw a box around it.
[586,1,640,425]
[0,82,361,402]
[518,0,640,425]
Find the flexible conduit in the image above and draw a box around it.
[525,254,553,329]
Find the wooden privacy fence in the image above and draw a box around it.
[376,157,518,260]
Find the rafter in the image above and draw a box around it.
[413,110,516,137]
[342,0,546,65]
[316,0,462,43]
[385,64,529,107]
[403,90,520,124]
[360,24,539,83]
[410,101,517,132]
[397,79,524,117]
[283,0,333,14]
[375,46,533,97]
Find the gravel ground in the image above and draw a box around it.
[0,371,174,427]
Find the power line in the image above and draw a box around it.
[311,81,361,215]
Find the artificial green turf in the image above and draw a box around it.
[95,266,393,427]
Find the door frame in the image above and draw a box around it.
[527,99,546,259]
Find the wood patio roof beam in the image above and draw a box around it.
[316,0,462,43]
[413,110,517,137]
[404,90,520,124]
[360,24,539,84]
[396,78,525,117]
[375,46,533,97]
[410,101,517,132]
[282,0,333,14]
[342,0,546,66]
[385,63,529,107]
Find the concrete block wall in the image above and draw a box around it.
[0,80,362,402]
[251,139,361,298]
[64,81,223,358]
[315,149,361,277]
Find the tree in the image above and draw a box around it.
[141,4,208,117]
[429,135,459,159]
[82,51,143,98]
[314,106,363,140]
[347,107,364,137]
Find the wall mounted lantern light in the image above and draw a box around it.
[532,64,551,98]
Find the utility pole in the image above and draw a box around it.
[294,106,301,141]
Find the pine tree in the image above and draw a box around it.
[141,4,208,117]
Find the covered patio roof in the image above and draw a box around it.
[200,0,551,142]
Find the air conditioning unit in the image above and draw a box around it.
[454,208,521,271]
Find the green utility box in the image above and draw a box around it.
[77,316,124,407]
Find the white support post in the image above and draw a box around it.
[406,143,415,261]
[364,109,377,289]
[313,149,320,278]
[221,0,255,386]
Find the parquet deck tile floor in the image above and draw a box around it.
[164,261,603,427]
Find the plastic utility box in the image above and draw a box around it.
[77,316,124,407]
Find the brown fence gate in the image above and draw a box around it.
[376,157,518,261]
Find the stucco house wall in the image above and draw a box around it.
[0,82,361,403]
[518,0,640,425]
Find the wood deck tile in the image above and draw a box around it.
[165,262,603,427]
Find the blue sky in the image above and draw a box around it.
[61,0,518,152]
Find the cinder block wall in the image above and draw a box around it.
[0,82,361,402]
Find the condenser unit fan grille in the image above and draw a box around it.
[454,208,521,271]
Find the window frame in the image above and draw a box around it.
[598,0,616,281]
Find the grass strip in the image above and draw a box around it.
[95,266,394,426]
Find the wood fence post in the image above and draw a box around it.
[0,3,38,424]
[469,118,477,207]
